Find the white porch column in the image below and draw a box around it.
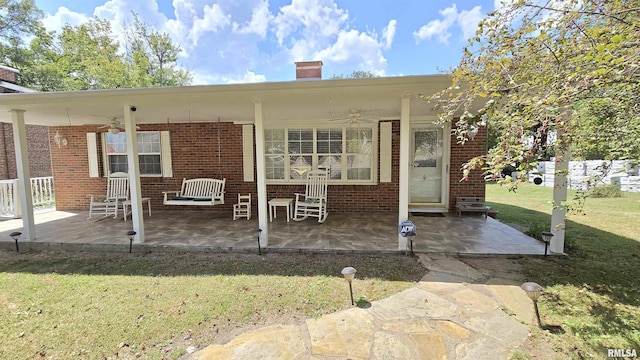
[254,101,268,247]
[397,96,411,250]
[550,132,569,254]
[124,105,145,243]
[10,109,36,240]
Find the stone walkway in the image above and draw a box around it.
[189,254,535,360]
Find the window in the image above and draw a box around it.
[264,126,376,184]
[104,131,164,176]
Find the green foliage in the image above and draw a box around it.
[1,1,191,90]
[524,221,549,241]
[0,0,43,48]
[487,184,640,358]
[124,14,192,87]
[0,252,422,358]
[429,1,640,188]
[331,70,378,79]
[589,183,622,198]
[573,98,640,160]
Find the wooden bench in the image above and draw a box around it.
[455,196,491,217]
[163,178,226,206]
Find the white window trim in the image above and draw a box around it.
[100,130,172,177]
[264,124,378,185]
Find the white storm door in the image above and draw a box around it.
[410,128,445,204]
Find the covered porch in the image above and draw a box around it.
[0,209,545,255]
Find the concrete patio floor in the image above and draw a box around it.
[0,208,545,255]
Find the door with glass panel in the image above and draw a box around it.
[410,127,445,204]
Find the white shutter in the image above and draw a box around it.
[380,122,392,182]
[161,131,173,177]
[87,133,99,177]
[242,125,254,182]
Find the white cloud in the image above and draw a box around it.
[38,0,397,84]
[189,3,231,46]
[193,69,267,84]
[223,69,268,84]
[41,6,90,32]
[413,5,459,44]
[413,4,486,44]
[382,19,396,49]
[314,29,387,74]
[269,0,391,75]
[272,0,349,46]
[233,0,272,38]
[458,6,484,40]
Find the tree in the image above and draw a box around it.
[124,14,191,87]
[331,70,378,79]
[0,0,43,49]
[2,1,191,90]
[429,0,640,186]
[0,0,44,68]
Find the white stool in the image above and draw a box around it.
[268,198,293,222]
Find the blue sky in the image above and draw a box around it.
[34,0,499,85]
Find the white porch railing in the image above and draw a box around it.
[0,176,55,218]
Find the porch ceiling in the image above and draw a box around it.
[0,75,454,126]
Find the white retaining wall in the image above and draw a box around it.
[529,160,640,192]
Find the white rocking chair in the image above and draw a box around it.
[293,168,329,223]
[88,172,129,219]
[233,194,251,220]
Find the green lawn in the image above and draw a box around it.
[486,183,640,359]
[0,251,425,359]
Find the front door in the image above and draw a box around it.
[410,127,447,207]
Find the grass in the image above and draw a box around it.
[0,251,425,359]
[486,183,640,359]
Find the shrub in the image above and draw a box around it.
[589,183,622,198]
[525,222,549,241]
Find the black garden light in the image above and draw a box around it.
[9,231,21,252]
[341,266,357,305]
[126,230,136,253]
[541,231,553,257]
[521,282,544,328]
[256,228,262,255]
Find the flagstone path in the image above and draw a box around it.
[189,254,535,360]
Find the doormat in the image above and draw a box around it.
[411,212,445,217]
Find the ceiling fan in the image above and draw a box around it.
[329,108,375,124]
[98,118,139,134]
[98,118,124,134]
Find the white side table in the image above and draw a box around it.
[268,198,293,222]
[122,198,152,221]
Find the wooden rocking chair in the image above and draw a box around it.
[293,168,329,223]
[88,172,129,219]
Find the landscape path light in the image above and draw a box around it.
[126,230,136,253]
[256,228,262,255]
[541,231,553,257]
[521,282,544,328]
[341,266,357,305]
[9,231,21,252]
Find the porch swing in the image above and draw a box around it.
[162,116,226,206]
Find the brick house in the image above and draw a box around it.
[0,64,52,179]
[0,61,486,248]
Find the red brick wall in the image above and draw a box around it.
[0,123,52,179]
[0,68,18,83]
[448,125,487,210]
[51,120,484,212]
[295,61,323,80]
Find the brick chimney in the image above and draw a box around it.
[295,60,323,80]
[0,65,19,84]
